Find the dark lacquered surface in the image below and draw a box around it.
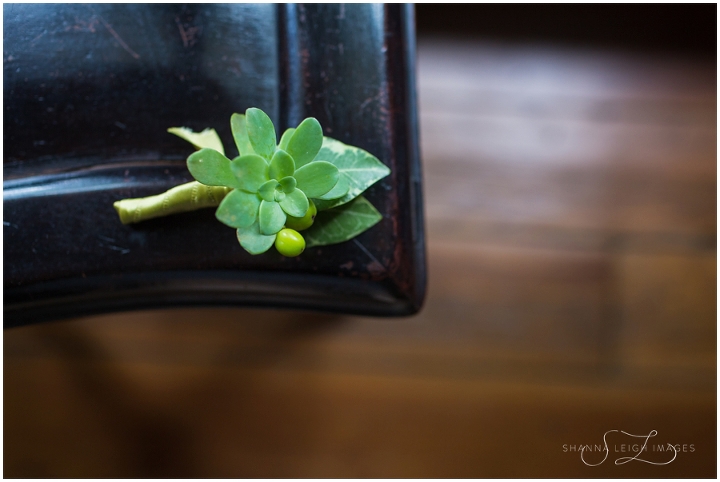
[3,4,426,326]
[4,3,279,172]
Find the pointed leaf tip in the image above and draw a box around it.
[304,195,383,248]
[168,127,225,156]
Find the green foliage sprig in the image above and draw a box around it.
[113,108,390,257]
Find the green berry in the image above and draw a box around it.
[285,199,317,231]
[275,228,305,257]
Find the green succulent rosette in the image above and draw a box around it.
[113,107,391,257]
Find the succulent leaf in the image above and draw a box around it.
[258,200,286,235]
[230,114,254,157]
[269,149,295,180]
[293,161,340,198]
[258,180,279,202]
[237,220,276,255]
[246,108,276,160]
[315,172,350,200]
[215,189,260,228]
[279,188,309,217]
[231,154,269,193]
[286,117,323,169]
[187,148,241,188]
[278,128,296,151]
[278,176,297,193]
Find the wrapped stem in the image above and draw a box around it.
[113,181,231,225]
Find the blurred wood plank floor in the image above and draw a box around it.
[4,40,716,477]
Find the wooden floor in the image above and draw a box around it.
[4,40,716,477]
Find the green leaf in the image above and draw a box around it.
[231,154,269,193]
[279,188,309,217]
[187,148,241,188]
[258,200,286,235]
[230,113,254,157]
[293,161,339,198]
[246,108,276,160]
[312,136,390,210]
[258,180,279,202]
[215,189,260,228]
[278,176,297,193]
[168,127,225,156]
[315,172,350,201]
[278,128,295,151]
[304,195,383,248]
[286,117,323,169]
[236,220,276,255]
[269,149,295,180]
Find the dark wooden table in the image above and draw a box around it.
[3,4,426,326]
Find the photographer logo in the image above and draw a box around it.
[563,430,695,466]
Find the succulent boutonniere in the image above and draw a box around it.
[113,108,390,257]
